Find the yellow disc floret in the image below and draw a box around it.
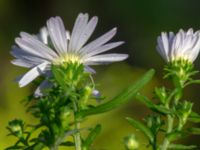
[54,54,82,65]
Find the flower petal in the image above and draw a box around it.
[85,53,128,64]
[18,62,49,87]
[11,59,36,68]
[34,79,52,97]
[11,46,46,64]
[76,16,98,51]
[84,66,96,73]
[17,32,58,60]
[83,41,124,58]
[80,27,117,54]
[68,13,89,52]
[39,27,48,44]
[47,16,68,54]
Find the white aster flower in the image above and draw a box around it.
[156,28,200,63]
[11,13,128,93]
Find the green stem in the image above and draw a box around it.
[161,115,174,150]
[161,88,181,150]
[73,101,82,150]
[152,135,157,150]
[50,146,58,150]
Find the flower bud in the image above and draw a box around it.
[79,86,93,108]
[124,134,139,150]
[8,119,24,137]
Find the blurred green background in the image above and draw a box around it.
[1,0,200,149]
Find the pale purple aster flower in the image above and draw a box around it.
[11,13,128,95]
[156,28,200,62]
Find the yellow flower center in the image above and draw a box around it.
[54,54,81,65]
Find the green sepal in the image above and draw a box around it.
[83,124,102,149]
[126,117,154,143]
[168,144,197,149]
[76,69,155,119]
[51,65,67,88]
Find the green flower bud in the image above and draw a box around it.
[8,119,24,137]
[124,134,139,150]
[154,87,167,104]
[79,86,93,108]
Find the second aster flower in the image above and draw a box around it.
[156,28,200,63]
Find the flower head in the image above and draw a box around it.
[11,13,128,91]
[156,28,200,63]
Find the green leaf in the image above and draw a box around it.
[126,117,154,143]
[60,141,74,146]
[185,79,200,87]
[167,131,187,141]
[187,127,200,135]
[168,144,197,149]
[188,111,200,123]
[5,145,24,150]
[153,105,171,114]
[76,69,155,119]
[136,93,171,115]
[31,143,45,150]
[83,124,102,149]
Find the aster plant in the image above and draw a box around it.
[125,29,200,150]
[6,13,154,150]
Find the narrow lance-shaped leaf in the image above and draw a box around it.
[167,131,187,142]
[76,69,155,119]
[126,117,154,143]
[83,124,102,149]
[188,111,200,123]
[168,144,197,149]
[187,127,200,135]
[135,93,171,115]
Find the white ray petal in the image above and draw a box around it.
[161,32,169,54]
[76,16,98,51]
[19,62,50,87]
[84,66,96,73]
[83,41,124,58]
[66,31,70,40]
[69,13,89,52]
[11,59,36,68]
[34,79,52,97]
[80,28,117,54]
[39,27,48,44]
[85,53,128,64]
[11,46,46,64]
[18,32,58,60]
[156,36,168,61]
[47,16,68,54]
